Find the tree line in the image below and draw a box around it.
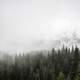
[0,46,80,80]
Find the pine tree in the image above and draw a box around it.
[71,46,80,80]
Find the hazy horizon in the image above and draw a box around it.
[0,0,80,52]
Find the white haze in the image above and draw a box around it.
[0,0,80,53]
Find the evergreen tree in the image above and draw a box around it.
[71,47,80,80]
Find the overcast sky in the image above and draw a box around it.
[0,0,80,52]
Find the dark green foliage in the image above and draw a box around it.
[0,46,79,80]
[70,47,80,80]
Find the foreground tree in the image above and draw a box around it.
[57,72,65,80]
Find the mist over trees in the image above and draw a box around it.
[0,46,80,80]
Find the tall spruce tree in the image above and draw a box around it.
[71,46,80,80]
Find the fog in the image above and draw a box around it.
[0,0,80,52]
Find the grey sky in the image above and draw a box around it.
[0,0,80,52]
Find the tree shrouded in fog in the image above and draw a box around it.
[0,46,79,80]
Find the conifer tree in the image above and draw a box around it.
[71,47,80,80]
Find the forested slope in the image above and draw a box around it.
[0,46,79,80]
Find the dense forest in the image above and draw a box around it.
[0,46,80,80]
